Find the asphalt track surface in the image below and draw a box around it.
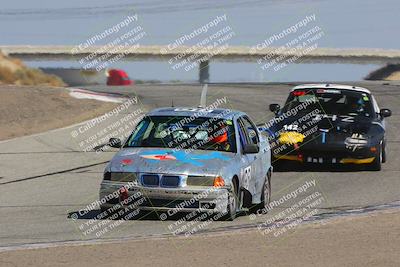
[1,81,399,249]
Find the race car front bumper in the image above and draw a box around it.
[274,154,375,164]
[273,145,378,165]
[99,181,230,214]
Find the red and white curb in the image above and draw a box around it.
[68,88,128,103]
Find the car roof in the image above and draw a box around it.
[146,107,245,120]
[292,84,371,94]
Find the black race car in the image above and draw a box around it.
[261,84,391,171]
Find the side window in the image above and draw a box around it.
[371,95,380,115]
[241,116,259,145]
[237,119,248,149]
[127,119,149,146]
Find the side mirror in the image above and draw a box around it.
[243,144,259,154]
[109,138,122,148]
[380,108,392,118]
[269,104,280,114]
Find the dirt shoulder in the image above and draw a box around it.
[0,85,117,140]
[1,211,399,267]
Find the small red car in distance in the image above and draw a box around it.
[107,69,133,86]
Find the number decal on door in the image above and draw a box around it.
[242,166,251,189]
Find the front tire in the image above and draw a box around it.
[368,143,382,171]
[250,170,271,214]
[220,183,239,221]
[382,141,387,163]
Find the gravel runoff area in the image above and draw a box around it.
[0,85,117,141]
[1,210,399,267]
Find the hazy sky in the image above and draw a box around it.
[1,0,398,48]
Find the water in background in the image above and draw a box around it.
[1,0,397,82]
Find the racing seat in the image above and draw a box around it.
[210,126,230,151]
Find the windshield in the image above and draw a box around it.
[282,89,374,117]
[124,116,237,152]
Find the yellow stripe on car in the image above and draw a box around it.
[340,157,375,164]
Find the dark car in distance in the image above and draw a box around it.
[261,84,391,171]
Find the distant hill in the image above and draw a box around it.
[365,64,400,81]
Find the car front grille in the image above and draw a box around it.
[160,175,180,187]
[141,174,182,187]
[141,174,160,187]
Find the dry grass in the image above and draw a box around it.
[0,66,15,84]
[0,51,66,86]
[16,68,65,86]
[385,71,400,81]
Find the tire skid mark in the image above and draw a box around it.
[0,161,108,186]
